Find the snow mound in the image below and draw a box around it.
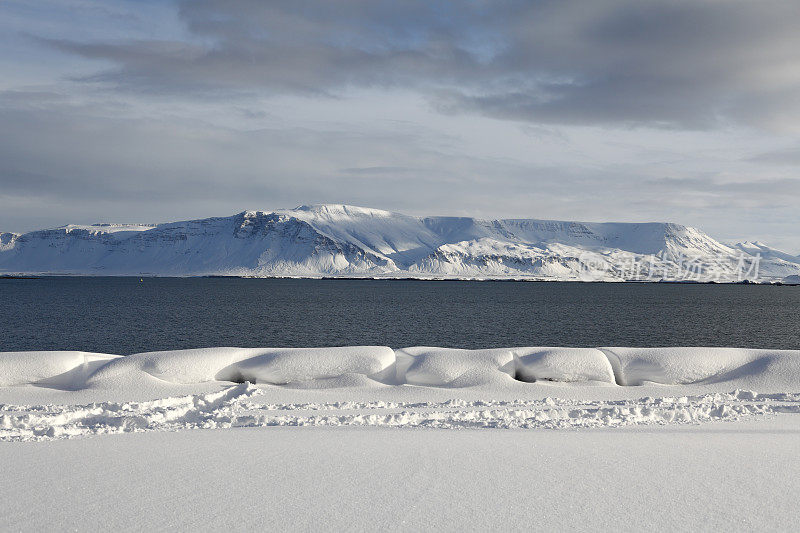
[2,346,800,391]
[215,346,396,384]
[396,347,616,386]
[515,347,616,383]
[603,347,800,387]
[396,347,517,386]
[88,347,265,386]
[0,351,120,388]
[89,346,394,386]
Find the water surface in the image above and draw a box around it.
[1,277,798,353]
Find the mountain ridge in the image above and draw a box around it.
[1,204,798,282]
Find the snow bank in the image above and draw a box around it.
[88,346,395,386]
[515,347,616,383]
[88,347,265,386]
[2,346,800,391]
[603,347,800,387]
[396,347,616,386]
[214,346,396,384]
[0,351,120,388]
[396,347,516,386]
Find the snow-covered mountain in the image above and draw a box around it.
[1,204,798,281]
[730,241,800,264]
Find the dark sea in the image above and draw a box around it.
[1,277,798,354]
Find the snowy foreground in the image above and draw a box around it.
[2,345,800,531]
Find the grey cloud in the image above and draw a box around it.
[41,0,800,130]
[0,167,63,193]
[747,147,800,166]
[2,93,791,226]
[340,166,418,176]
[0,94,566,229]
[646,176,800,194]
[0,90,68,106]
[1,88,798,250]
[641,176,800,209]
[0,93,685,229]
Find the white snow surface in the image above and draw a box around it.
[86,346,395,387]
[7,345,800,394]
[396,346,615,386]
[0,351,121,388]
[516,347,616,383]
[3,345,800,530]
[2,204,798,280]
[2,345,800,442]
[604,346,800,387]
[732,240,800,264]
[2,420,798,532]
[396,347,517,386]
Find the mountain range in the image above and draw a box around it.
[1,204,798,282]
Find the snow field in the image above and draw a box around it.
[2,420,798,532]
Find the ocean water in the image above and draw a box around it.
[1,277,799,354]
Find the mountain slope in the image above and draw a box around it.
[731,241,800,264]
[1,204,797,281]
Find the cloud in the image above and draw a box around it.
[340,166,418,176]
[0,92,564,228]
[747,147,800,166]
[2,88,799,252]
[3,2,800,252]
[41,0,800,130]
[642,176,800,208]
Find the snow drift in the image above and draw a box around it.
[395,347,615,386]
[86,346,395,387]
[4,346,800,442]
[396,347,518,386]
[602,347,800,387]
[2,346,800,391]
[515,347,616,383]
[0,351,120,388]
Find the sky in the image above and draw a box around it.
[1,0,799,252]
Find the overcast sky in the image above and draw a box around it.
[1,0,799,252]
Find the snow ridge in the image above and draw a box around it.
[3,346,800,390]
